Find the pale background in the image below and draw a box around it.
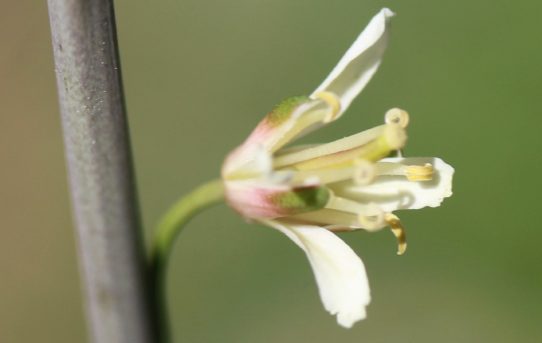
[1,1,541,342]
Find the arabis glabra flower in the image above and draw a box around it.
[221,8,454,328]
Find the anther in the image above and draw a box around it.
[314,91,341,123]
[405,163,433,181]
[354,159,376,185]
[385,108,410,128]
[384,213,407,255]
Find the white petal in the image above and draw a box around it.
[311,8,394,114]
[222,100,326,178]
[331,157,454,212]
[261,220,371,328]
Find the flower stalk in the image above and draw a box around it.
[149,179,224,342]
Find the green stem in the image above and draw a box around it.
[149,179,225,343]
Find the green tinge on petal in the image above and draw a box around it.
[265,96,309,127]
[270,186,330,214]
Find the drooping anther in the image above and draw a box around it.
[385,108,410,128]
[384,213,407,255]
[405,163,434,181]
[314,91,341,123]
[354,159,376,185]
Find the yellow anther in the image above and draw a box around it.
[385,213,407,255]
[353,159,376,185]
[405,163,434,181]
[314,91,341,123]
[385,108,410,128]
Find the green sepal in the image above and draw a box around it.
[265,95,309,127]
[270,185,330,214]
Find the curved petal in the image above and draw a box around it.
[330,157,454,212]
[311,8,395,114]
[262,220,371,328]
[223,8,395,177]
[222,99,327,178]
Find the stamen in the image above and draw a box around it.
[377,162,434,181]
[382,123,407,151]
[274,125,386,168]
[385,108,410,128]
[275,124,407,171]
[353,159,376,185]
[405,163,434,181]
[314,91,341,122]
[326,194,386,231]
[289,166,357,185]
[384,213,407,255]
[358,206,385,231]
[347,124,406,165]
[284,157,381,187]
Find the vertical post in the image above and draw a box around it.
[47,1,157,342]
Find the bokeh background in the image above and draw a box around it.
[2,0,541,342]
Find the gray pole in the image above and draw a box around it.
[47,1,157,342]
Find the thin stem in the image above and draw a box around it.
[150,179,225,343]
[47,1,157,342]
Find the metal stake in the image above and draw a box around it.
[47,1,157,342]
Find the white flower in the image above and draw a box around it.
[221,8,454,328]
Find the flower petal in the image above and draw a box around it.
[330,157,454,212]
[311,8,394,114]
[262,220,371,328]
[224,9,395,177]
[222,98,326,178]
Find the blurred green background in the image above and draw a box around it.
[2,0,541,342]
